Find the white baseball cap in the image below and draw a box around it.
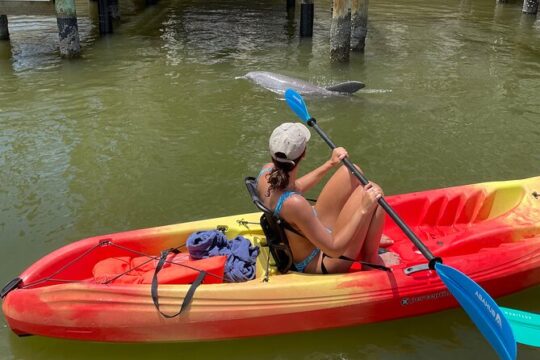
[269,123,311,165]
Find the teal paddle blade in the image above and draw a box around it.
[501,307,540,347]
[435,263,517,360]
[284,88,311,123]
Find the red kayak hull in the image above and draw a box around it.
[3,176,540,342]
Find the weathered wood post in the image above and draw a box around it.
[0,15,8,40]
[88,0,99,23]
[330,0,351,62]
[287,0,295,22]
[98,0,113,34]
[522,0,539,14]
[287,0,295,12]
[300,0,314,37]
[109,0,120,21]
[285,0,296,39]
[55,0,81,58]
[351,0,368,52]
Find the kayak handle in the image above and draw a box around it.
[1,277,22,299]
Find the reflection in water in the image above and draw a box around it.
[1,16,95,72]
[1,0,539,359]
[160,2,300,66]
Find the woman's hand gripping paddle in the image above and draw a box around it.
[284,88,517,360]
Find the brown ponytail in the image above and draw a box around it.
[265,151,304,196]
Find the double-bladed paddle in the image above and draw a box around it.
[502,307,540,347]
[284,88,517,360]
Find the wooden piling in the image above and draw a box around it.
[109,0,120,21]
[0,15,8,40]
[330,0,351,62]
[98,0,113,34]
[522,0,539,14]
[88,0,99,23]
[287,0,295,12]
[351,0,368,52]
[55,0,81,58]
[300,0,314,37]
[287,0,295,22]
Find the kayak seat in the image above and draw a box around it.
[245,176,296,273]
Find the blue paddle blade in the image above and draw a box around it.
[284,88,311,123]
[435,263,516,360]
[501,307,540,347]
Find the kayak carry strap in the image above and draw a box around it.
[1,277,22,298]
[151,249,206,318]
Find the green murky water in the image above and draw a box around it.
[1,0,539,358]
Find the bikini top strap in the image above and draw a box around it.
[273,191,299,217]
[256,166,273,184]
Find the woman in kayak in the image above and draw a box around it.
[257,122,400,274]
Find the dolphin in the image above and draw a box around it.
[243,71,365,96]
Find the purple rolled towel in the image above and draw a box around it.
[225,257,256,283]
[229,236,260,263]
[187,230,227,259]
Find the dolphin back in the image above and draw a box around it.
[325,81,365,94]
[245,71,325,95]
[244,71,365,96]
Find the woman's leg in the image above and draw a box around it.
[314,164,361,229]
[303,165,364,274]
[314,180,400,273]
[315,185,379,273]
[358,206,400,269]
[314,164,393,246]
[312,164,399,273]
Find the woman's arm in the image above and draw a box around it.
[294,160,334,194]
[294,147,348,193]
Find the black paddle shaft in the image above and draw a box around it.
[307,118,442,269]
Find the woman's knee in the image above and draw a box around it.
[374,204,386,221]
[337,163,362,187]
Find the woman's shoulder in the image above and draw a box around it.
[280,193,313,224]
[281,191,308,208]
[256,164,274,183]
[257,163,273,175]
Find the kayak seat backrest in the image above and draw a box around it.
[245,176,295,273]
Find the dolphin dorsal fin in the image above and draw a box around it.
[325,81,365,94]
